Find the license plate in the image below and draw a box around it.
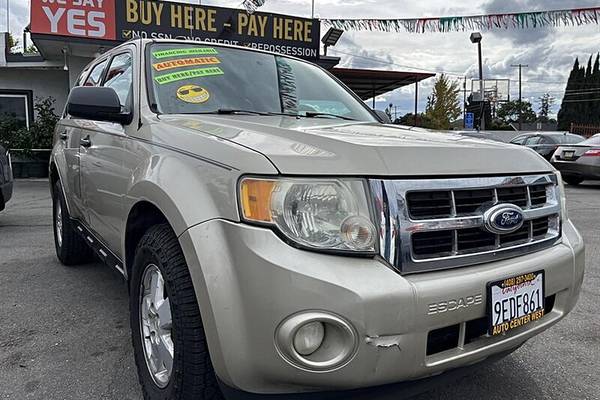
[487,271,545,336]
[563,151,575,159]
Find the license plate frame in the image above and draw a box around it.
[487,271,545,336]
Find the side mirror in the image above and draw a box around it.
[373,109,391,124]
[67,86,132,124]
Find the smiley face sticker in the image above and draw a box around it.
[176,85,210,104]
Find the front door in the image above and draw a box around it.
[79,51,134,256]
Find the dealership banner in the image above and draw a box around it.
[30,0,320,60]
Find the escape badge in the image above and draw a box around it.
[177,85,210,104]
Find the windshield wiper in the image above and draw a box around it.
[180,109,269,116]
[303,112,357,121]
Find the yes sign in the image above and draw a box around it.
[31,0,116,40]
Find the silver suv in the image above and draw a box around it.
[50,39,585,400]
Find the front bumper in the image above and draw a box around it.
[552,159,600,179]
[178,218,585,396]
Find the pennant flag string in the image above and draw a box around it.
[321,7,600,33]
[242,0,266,14]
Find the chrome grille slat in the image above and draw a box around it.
[370,174,562,274]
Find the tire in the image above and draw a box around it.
[130,224,224,400]
[52,181,93,265]
[563,176,584,186]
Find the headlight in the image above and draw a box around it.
[239,177,377,253]
[555,171,568,220]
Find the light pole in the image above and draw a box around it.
[470,32,485,130]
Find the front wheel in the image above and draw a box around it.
[130,224,224,400]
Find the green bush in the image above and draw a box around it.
[0,97,59,153]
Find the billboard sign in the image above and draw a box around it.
[30,0,117,41]
[30,0,320,60]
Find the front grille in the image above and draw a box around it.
[412,217,556,259]
[407,184,551,220]
[406,191,452,219]
[371,175,562,273]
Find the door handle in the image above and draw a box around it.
[80,136,92,148]
[59,132,68,141]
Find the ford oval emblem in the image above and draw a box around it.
[483,204,525,235]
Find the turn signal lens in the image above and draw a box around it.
[240,179,275,223]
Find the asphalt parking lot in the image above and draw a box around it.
[1,179,599,400]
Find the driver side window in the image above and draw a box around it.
[102,53,134,112]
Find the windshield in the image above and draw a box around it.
[147,43,376,122]
[582,134,600,145]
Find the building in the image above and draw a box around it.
[0,0,433,127]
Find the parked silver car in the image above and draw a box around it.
[551,134,600,185]
[0,144,13,211]
[50,40,585,399]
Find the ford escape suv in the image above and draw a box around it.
[50,39,585,399]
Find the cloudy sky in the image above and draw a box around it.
[4,0,600,117]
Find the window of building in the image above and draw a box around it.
[103,53,133,111]
[0,91,33,129]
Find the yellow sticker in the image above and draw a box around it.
[177,85,210,104]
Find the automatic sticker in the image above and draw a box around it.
[177,85,210,104]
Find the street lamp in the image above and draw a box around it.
[470,32,485,130]
[321,27,343,56]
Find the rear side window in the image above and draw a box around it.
[84,59,108,87]
[103,53,133,110]
[511,136,528,145]
[525,136,542,146]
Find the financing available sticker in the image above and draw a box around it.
[176,85,210,104]
[153,57,221,71]
[152,48,219,59]
[154,67,224,84]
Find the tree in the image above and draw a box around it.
[423,74,461,130]
[558,58,584,130]
[496,100,537,125]
[537,94,556,123]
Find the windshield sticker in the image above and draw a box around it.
[153,57,220,72]
[154,67,224,85]
[152,48,218,59]
[177,85,210,104]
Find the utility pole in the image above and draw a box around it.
[6,0,9,39]
[511,64,528,131]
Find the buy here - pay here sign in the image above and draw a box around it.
[30,0,321,60]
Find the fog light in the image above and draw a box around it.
[276,312,358,372]
[293,321,325,356]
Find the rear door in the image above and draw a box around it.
[79,51,134,254]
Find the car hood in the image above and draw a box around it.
[156,115,553,176]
